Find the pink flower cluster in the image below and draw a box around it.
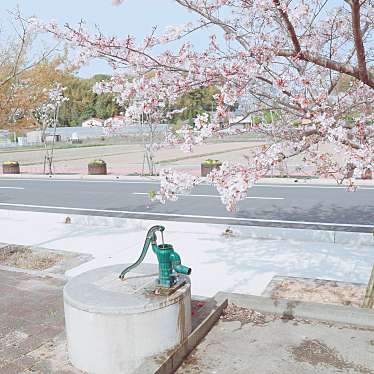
[28,0,374,210]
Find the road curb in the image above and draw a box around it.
[214,292,374,328]
[0,173,160,182]
[1,173,373,186]
[1,205,371,245]
[237,225,374,245]
[257,177,374,186]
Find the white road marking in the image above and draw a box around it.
[0,202,372,228]
[0,177,373,189]
[132,192,284,200]
[0,187,24,190]
[255,184,374,190]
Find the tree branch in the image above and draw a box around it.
[277,49,374,89]
[351,0,370,84]
[272,0,301,53]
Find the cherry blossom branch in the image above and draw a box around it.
[25,0,374,211]
[272,0,301,53]
[277,49,374,88]
[350,0,370,84]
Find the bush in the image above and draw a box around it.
[202,159,220,166]
[88,159,106,166]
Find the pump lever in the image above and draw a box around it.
[119,225,165,280]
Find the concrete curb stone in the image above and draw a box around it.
[237,225,373,246]
[214,292,374,329]
[1,173,374,186]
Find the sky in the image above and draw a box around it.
[0,0,207,77]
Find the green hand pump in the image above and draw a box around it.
[119,225,191,289]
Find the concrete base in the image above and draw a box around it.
[63,263,191,374]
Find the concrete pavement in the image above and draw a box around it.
[0,269,67,373]
[177,302,374,374]
[2,266,374,374]
[0,209,373,297]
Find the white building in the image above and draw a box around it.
[82,118,104,128]
[26,127,105,144]
[103,116,127,127]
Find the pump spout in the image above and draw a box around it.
[174,264,192,275]
[170,251,192,276]
[119,225,165,280]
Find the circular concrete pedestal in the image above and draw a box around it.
[64,263,191,374]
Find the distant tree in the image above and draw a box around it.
[58,74,120,126]
[33,84,68,174]
[0,14,64,133]
[95,93,119,119]
[170,86,218,125]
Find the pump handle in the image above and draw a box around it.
[119,225,165,280]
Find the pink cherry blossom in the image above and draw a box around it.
[27,0,374,210]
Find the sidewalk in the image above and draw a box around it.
[2,266,374,374]
[2,139,371,180]
[0,209,372,297]
[0,141,264,177]
[177,299,374,374]
[0,269,68,374]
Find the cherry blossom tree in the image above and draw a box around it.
[0,10,62,132]
[28,0,373,210]
[33,84,68,174]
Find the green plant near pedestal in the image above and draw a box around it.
[201,159,222,177]
[88,159,106,166]
[2,161,20,174]
[88,159,107,175]
[201,159,221,166]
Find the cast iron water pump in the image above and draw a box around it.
[119,225,191,289]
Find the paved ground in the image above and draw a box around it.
[0,178,373,231]
[0,140,344,176]
[177,311,374,374]
[0,209,372,297]
[2,266,374,374]
[0,141,264,175]
[0,269,68,374]
[0,267,213,374]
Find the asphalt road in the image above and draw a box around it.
[0,178,373,232]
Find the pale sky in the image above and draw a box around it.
[0,0,208,77]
